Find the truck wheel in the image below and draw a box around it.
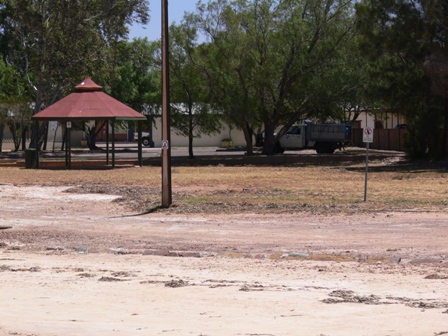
[273,142,284,154]
[315,143,334,154]
[142,138,150,146]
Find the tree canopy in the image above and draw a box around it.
[168,22,223,159]
[0,0,150,114]
[1,0,448,158]
[193,0,359,154]
[356,0,448,157]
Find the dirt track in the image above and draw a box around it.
[1,183,448,336]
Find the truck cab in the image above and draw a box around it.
[279,124,306,150]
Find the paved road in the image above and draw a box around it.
[1,141,246,159]
[1,140,404,166]
[93,143,247,159]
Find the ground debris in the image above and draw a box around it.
[77,273,95,278]
[425,274,448,279]
[111,271,136,278]
[0,266,41,272]
[406,301,446,309]
[240,284,265,292]
[98,276,128,282]
[165,279,188,288]
[323,290,448,309]
[323,290,382,304]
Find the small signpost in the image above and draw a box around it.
[161,140,169,150]
[363,127,373,201]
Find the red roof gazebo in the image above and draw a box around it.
[32,78,147,168]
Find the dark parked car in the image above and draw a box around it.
[395,124,407,129]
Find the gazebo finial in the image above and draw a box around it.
[75,77,103,92]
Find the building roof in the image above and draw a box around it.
[32,78,146,121]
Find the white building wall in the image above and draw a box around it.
[353,111,406,129]
[151,118,247,147]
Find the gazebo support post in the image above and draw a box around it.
[64,122,72,169]
[64,124,68,167]
[138,120,143,166]
[112,120,115,168]
[34,121,40,169]
[106,121,110,165]
[35,120,40,168]
[68,124,72,169]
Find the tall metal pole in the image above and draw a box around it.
[161,0,172,207]
[364,142,369,202]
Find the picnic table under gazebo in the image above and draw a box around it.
[31,78,147,168]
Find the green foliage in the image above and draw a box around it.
[0,0,150,114]
[103,38,160,113]
[355,0,448,158]
[194,0,359,154]
[0,58,29,106]
[0,58,32,151]
[168,21,223,158]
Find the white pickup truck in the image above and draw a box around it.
[133,132,151,146]
[276,122,351,154]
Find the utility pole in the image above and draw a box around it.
[161,0,172,207]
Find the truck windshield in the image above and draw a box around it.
[287,127,301,135]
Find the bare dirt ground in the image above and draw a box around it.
[0,152,448,336]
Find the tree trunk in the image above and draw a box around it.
[87,120,106,150]
[441,97,448,158]
[188,136,194,159]
[242,120,254,156]
[42,123,49,150]
[9,123,21,151]
[61,127,66,151]
[188,107,194,159]
[261,123,278,155]
[0,124,4,152]
[21,126,27,150]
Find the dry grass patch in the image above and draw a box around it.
[1,160,447,214]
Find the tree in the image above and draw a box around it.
[355,0,448,158]
[194,0,358,155]
[193,0,270,155]
[424,51,448,99]
[168,22,223,159]
[104,38,160,114]
[96,38,161,150]
[0,0,149,147]
[0,58,30,152]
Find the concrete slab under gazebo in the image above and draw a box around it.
[31,78,147,169]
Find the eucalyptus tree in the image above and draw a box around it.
[0,0,150,148]
[168,22,223,159]
[194,0,358,154]
[193,0,268,154]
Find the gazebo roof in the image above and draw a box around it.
[32,78,146,121]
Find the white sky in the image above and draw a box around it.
[129,1,199,41]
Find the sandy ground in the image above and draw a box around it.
[0,184,448,336]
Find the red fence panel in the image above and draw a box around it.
[351,128,407,151]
